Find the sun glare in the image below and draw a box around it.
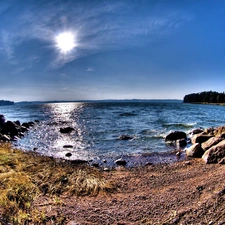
[55,32,76,54]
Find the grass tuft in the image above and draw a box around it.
[0,143,116,224]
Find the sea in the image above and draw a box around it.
[1,100,225,166]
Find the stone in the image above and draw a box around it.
[22,122,30,129]
[218,157,225,164]
[202,139,225,163]
[191,133,213,144]
[70,159,88,164]
[0,134,10,142]
[67,221,79,225]
[213,126,225,137]
[201,137,223,151]
[176,138,187,147]
[189,128,204,135]
[2,121,20,137]
[63,145,73,148]
[65,152,72,157]
[186,143,204,158]
[92,162,99,167]
[115,158,127,166]
[119,135,133,140]
[60,127,75,133]
[0,115,6,126]
[165,131,187,142]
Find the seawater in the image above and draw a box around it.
[1,101,225,164]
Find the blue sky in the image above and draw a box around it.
[0,0,225,101]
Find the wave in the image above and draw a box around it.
[162,122,197,128]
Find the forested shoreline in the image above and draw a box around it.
[183,91,225,104]
[0,100,14,106]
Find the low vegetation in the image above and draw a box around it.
[0,143,116,224]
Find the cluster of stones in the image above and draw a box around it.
[0,114,38,142]
[165,126,225,164]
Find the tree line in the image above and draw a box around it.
[0,100,14,106]
[183,91,225,103]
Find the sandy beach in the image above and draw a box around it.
[1,142,224,224]
[36,159,225,225]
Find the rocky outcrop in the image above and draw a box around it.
[0,115,38,142]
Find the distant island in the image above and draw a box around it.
[0,100,14,106]
[183,91,225,104]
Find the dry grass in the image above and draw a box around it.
[0,143,116,224]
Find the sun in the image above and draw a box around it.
[55,32,76,54]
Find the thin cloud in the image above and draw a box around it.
[0,0,194,69]
[87,67,94,72]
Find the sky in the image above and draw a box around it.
[0,0,225,102]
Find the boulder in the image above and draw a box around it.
[0,115,6,126]
[191,133,213,144]
[202,139,225,163]
[204,127,215,134]
[176,138,187,147]
[63,145,73,148]
[165,131,187,142]
[60,127,75,133]
[213,126,225,137]
[0,134,10,142]
[2,121,20,137]
[115,158,127,166]
[186,143,204,158]
[189,128,204,135]
[201,137,223,151]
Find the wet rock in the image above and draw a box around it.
[189,128,204,135]
[115,158,127,166]
[22,122,30,129]
[0,134,10,142]
[65,152,72,157]
[165,131,187,142]
[28,121,35,126]
[63,145,73,148]
[202,139,225,163]
[2,121,20,137]
[191,133,213,144]
[119,135,133,140]
[201,137,223,151]
[60,127,75,133]
[176,138,187,147]
[186,143,204,158]
[70,159,88,164]
[14,120,21,126]
[92,162,99,167]
[0,115,6,126]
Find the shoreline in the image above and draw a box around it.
[1,143,225,224]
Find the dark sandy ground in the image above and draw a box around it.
[33,158,225,225]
